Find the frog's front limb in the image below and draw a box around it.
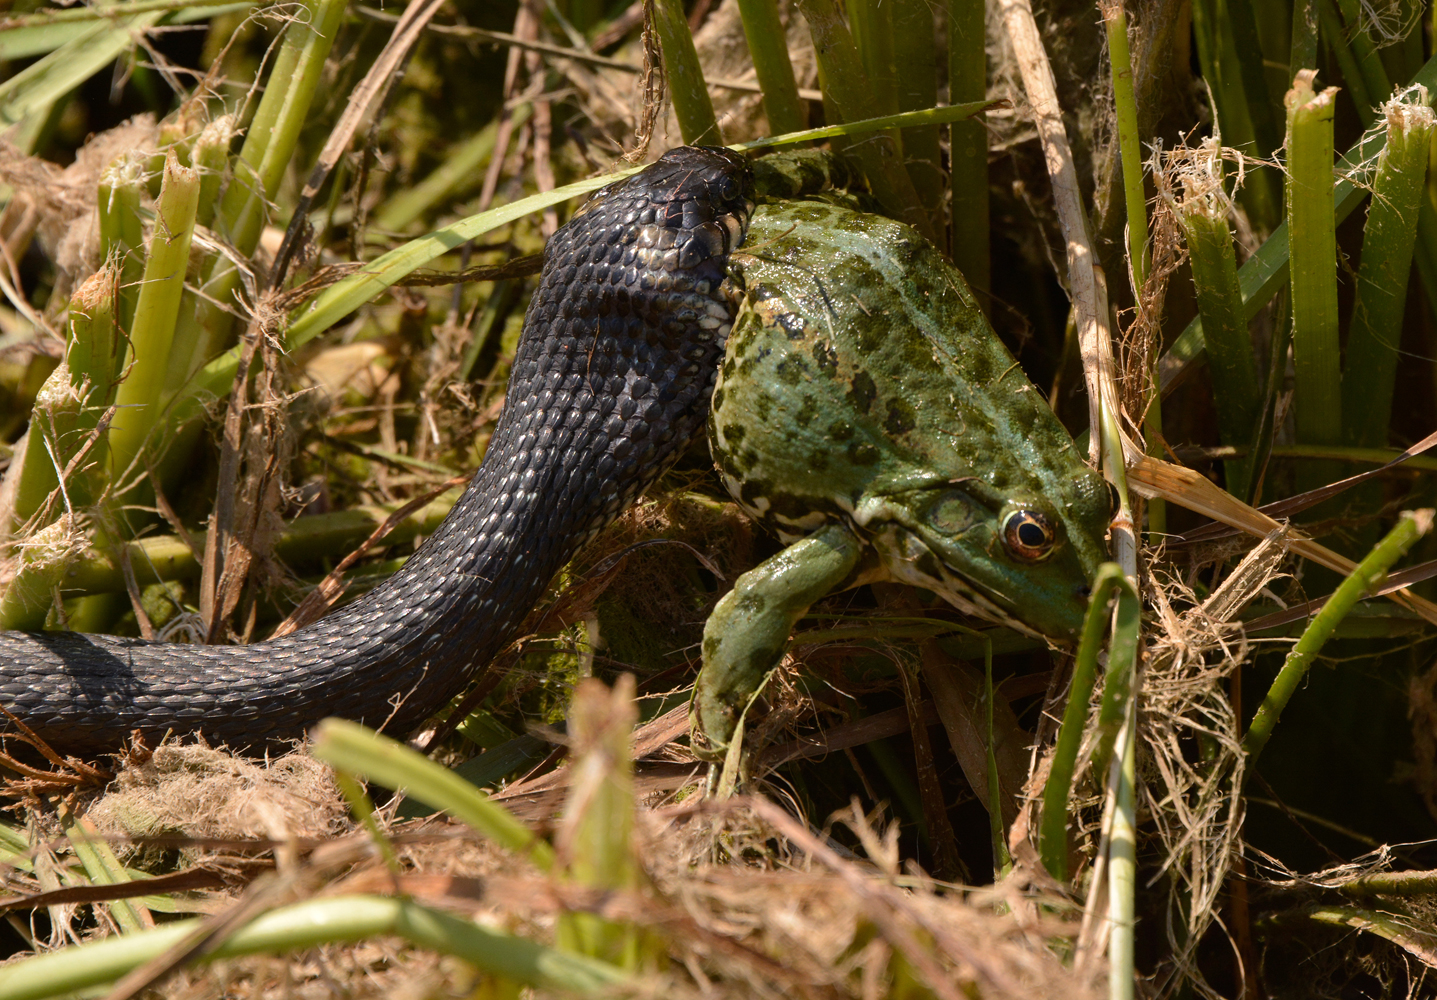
[693,522,863,759]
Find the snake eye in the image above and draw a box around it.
[717,173,742,203]
[1002,509,1057,562]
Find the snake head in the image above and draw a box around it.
[573,146,755,275]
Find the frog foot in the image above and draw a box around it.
[691,522,862,766]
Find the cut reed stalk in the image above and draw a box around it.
[190,114,235,231]
[1168,144,1261,499]
[106,150,200,492]
[1284,71,1343,490]
[97,152,145,331]
[1342,95,1433,447]
[0,515,77,630]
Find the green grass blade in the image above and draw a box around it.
[1103,3,1150,293]
[1285,72,1343,487]
[175,102,993,418]
[0,895,628,1000]
[310,719,556,870]
[1343,96,1434,446]
[734,0,805,135]
[1243,509,1432,763]
[1222,0,1282,156]
[651,0,721,144]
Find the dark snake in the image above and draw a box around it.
[0,146,754,759]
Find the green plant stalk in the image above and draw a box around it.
[1104,6,1149,292]
[1178,207,1261,498]
[106,150,200,489]
[11,270,119,528]
[64,263,124,402]
[948,0,989,296]
[311,719,557,870]
[1285,75,1343,485]
[0,895,628,1000]
[650,0,721,144]
[1243,509,1432,764]
[0,515,77,630]
[190,114,235,231]
[59,805,148,934]
[1039,563,1134,881]
[1091,575,1142,785]
[217,0,346,256]
[847,0,897,116]
[890,0,942,210]
[733,0,805,136]
[98,152,146,333]
[1342,99,1433,447]
[792,0,934,243]
[1107,681,1138,1000]
[375,104,535,233]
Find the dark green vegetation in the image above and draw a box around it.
[1,0,1437,997]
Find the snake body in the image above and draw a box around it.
[0,146,754,758]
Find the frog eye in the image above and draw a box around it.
[1002,509,1057,561]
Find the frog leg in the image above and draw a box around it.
[692,522,862,763]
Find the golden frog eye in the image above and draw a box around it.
[1003,509,1057,561]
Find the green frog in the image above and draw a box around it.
[693,198,1112,758]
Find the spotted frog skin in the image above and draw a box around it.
[693,199,1112,756]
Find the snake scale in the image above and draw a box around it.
[0,146,754,758]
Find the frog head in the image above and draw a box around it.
[854,472,1112,641]
[713,199,1114,644]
